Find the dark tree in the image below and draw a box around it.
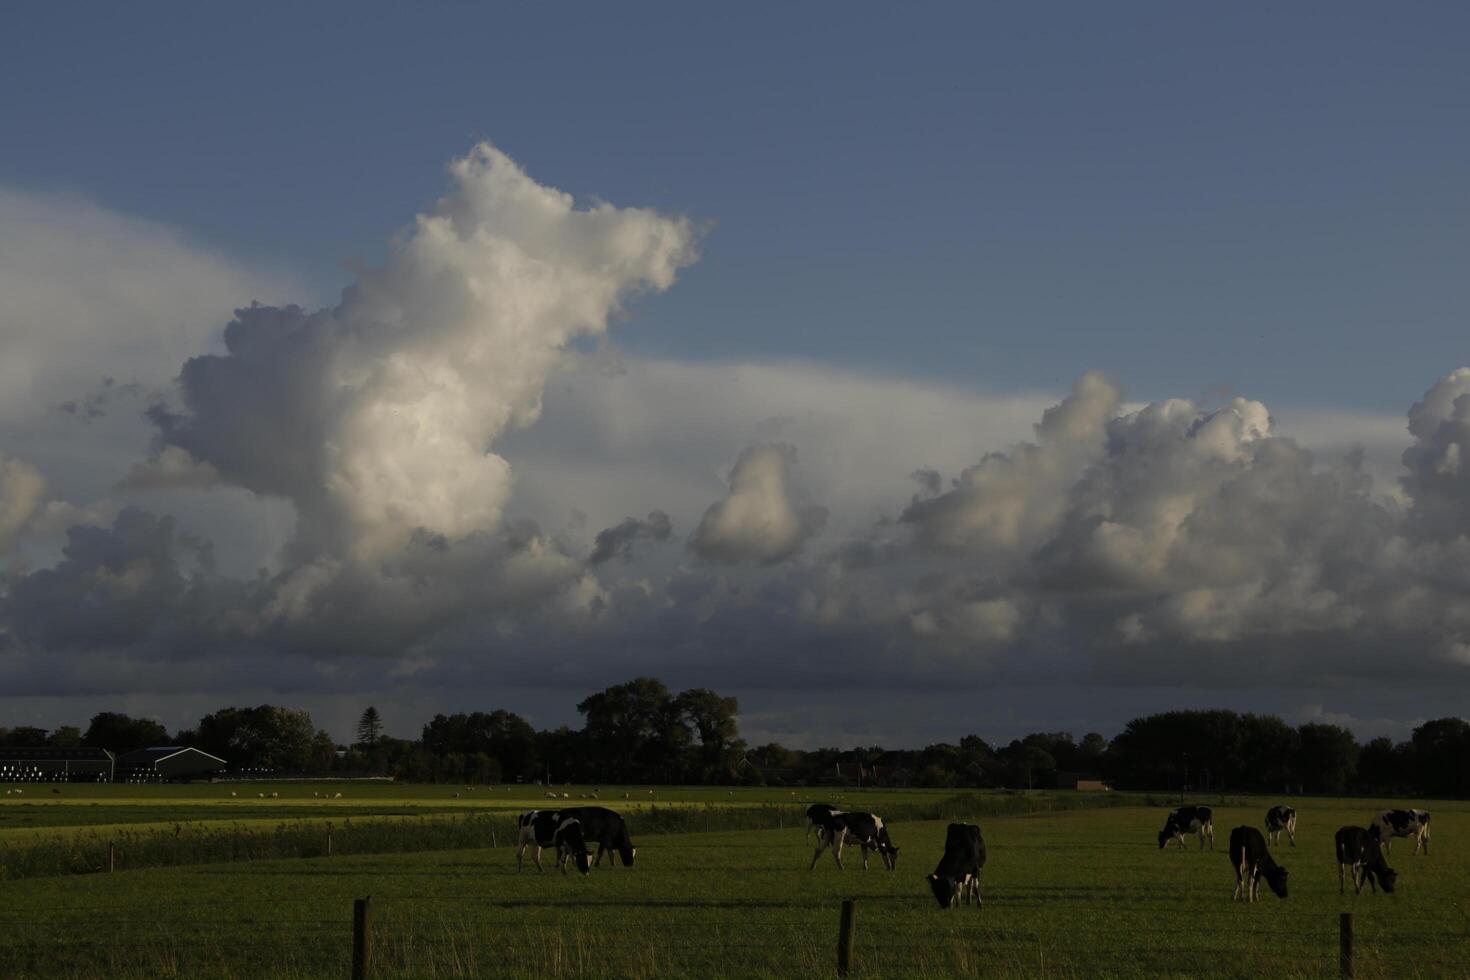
[1354,736,1406,794]
[674,688,743,783]
[48,726,83,747]
[577,678,689,782]
[1410,718,1470,798]
[0,726,50,747]
[194,705,318,770]
[1294,723,1359,795]
[82,712,169,754]
[356,706,384,747]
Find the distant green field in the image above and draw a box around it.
[0,788,1466,978]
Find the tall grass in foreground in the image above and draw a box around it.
[0,790,1219,881]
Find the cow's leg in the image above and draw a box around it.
[1416,827,1428,856]
[809,832,831,871]
[1287,819,1296,847]
[533,845,545,872]
[1206,823,1214,851]
[973,874,983,906]
[831,828,847,870]
[1233,864,1244,901]
[860,843,870,871]
[516,839,527,871]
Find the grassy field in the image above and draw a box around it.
[0,787,1466,978]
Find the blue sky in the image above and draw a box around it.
[6,2,1467,411]
[5,3,1470,743]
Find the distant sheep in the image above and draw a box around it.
[334,792,342,799]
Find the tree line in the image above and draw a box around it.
[4,685,1469,797]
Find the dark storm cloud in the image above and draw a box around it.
[589,510,672,565]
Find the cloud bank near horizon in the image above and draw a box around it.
[3,143,1469,744]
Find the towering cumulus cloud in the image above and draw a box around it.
[692,443,827,564]
[151,144,697,559]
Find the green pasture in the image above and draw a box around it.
[0,791,1466,978]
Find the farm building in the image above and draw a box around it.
[1056,771,1112,791]
[0,747,115,783]
[117,746,227,782]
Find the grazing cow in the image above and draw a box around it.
[926,823,986,908]
[1370,809,1430,856]
[558,806,637,867]
[1158,805,1215,850]
[805,803,839,842]
[516,809,591,874]
[808,810,899,870]
[1335,826,1397,895]
[1229,826,1288,902]
[1265,805,1297,847]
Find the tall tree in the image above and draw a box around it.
[193,705,317,770]
[1294,723,1359,794]
[82,712,169,753]
[577,678,687,782]
[356,706,384,747]
[674,688,743,783]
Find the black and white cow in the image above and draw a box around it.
[558,806,637,867]
[1370,809,1430,856]
[805,803,839,842]
[1264,805,1297,847]
[1158,805,1214,850]
[1335,826,1397,895]
[926,823,986,909]
[1229,826,1289,902]
[516,809,591,874]
[808,810,899,870]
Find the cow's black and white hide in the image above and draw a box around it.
[1370,809,1430,856]
[805,803,839,842]
[926,823,986,909]
[1158,805,1214,850]
[558,806,637,867]
[1265,805,1297,847]
[516,809,591,875]
[1335,826,1397,895]
[809,810,899,870]
[1229,826,1288,902]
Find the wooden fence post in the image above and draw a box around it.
[837,899,856,977]
[1340,911,1353,979]
[353,896,372,980]
[326,829,333,857]
[108,842,115,873]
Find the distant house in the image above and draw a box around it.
[117,747,227,783]
[0,747,115,783]
[1056,771,1112,791]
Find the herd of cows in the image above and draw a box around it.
[515,801,1434,909]
[1154,803,1431,903]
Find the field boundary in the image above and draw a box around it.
[0,790,1207,881]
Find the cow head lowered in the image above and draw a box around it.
[927,873,961,908]
[1261,864,1289,898]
